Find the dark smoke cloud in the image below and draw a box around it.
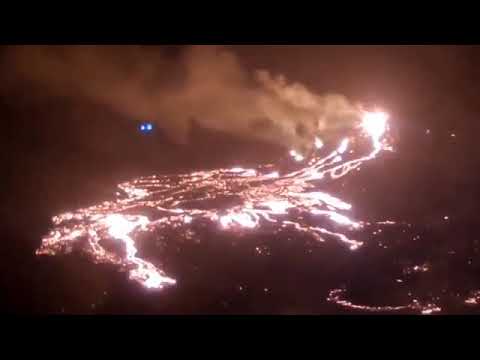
[3,45,362,151]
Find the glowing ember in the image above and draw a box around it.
[315,137,324,149]
[289,150,305,162]
[337,139,349,154]
[37,111,395,301]
[465,291,480,305]
[403,263,430,275]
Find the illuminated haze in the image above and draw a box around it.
[4,45,362,152]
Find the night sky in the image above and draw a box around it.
[2,45,480,314]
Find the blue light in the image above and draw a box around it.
[139,122,154,133]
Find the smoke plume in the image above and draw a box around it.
[3,45,362,151]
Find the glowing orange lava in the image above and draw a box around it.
[327,289,442,315]
[37,111,415,308]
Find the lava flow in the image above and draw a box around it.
[37,111,392,293]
